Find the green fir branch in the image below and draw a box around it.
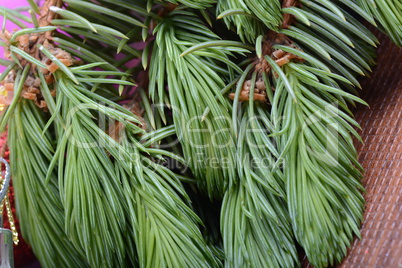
[271,63,365,267]
[8,100,89,267]
[351,0,402,46]
[217,0,267,43]
[149,10,239,198]
[222,86,299,267]
[48,69,216,267]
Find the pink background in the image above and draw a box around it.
[1,0,35,72]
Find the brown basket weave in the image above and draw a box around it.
[338,31,402,268]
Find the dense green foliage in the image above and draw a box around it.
[0,0,400,267]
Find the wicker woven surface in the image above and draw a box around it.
[338,32,402,268]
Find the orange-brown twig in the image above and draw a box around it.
[230,26,305,103]
[228,80,267,102]
[281,0,300,29]
[0,0,75,110]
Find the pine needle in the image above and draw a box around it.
[149,11,238,198]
